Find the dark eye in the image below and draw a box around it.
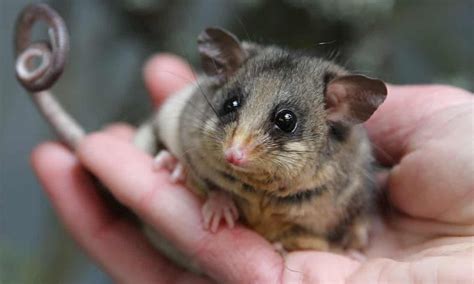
[275,109,297,133]
[221,97,240,116]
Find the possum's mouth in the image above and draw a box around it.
[228,162,254,173]
[231,163,274,181]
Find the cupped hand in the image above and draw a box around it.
[31,54,474,283]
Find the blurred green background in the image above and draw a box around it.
[1,0,473,283]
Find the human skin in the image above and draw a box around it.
[31,54,474,283]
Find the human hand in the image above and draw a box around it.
[31,54,474,283]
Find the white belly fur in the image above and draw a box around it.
[155,83,197,158]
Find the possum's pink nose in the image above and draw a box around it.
[224,147,247,166]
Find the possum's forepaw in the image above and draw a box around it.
[153,150,186,183]
[153,150,176,171]
[201,191,239,233]
[272,242,288,257]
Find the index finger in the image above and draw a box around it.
[143,54,195,107]
[76,133,283,283]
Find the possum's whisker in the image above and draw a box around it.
[315,40,337,46]
[153,70,198,87]
[157,67,225,129]
[235,15,252,42]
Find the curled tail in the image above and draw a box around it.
[15,3,84,150]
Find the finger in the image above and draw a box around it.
[31,142,208,284]
[374,97,474,226]
[211,211,222,233]
[77,133,283,283]
[143,53,195,107]
[387,104,474,225]
[230,203,239,218]
[364,85,473,165]
[284,252,360,283]
[103,123,135,140]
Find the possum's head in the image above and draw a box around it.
[197,28,387,189]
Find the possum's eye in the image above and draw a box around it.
[220,96,241,116]
[275,109,297,133]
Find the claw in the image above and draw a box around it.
[170,163,186,183]
[210,211,222,233]
[202,208,212,230]
[201,191,239,232]
[223,208,235,229]
[153,150,176,171]
[272,242,288,256]
[153,150,187,184]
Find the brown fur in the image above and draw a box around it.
[153,28,386,251]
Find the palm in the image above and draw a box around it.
[283,94,474,282]
[32,56,473,283]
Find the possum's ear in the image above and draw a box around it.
[325,75,387,124]
[198,27,247,82]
